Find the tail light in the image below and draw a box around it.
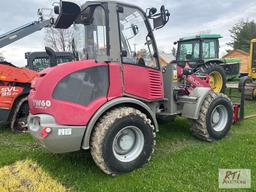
[38,127,52,139]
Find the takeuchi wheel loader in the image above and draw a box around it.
[28,1,234,175]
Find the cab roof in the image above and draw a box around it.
[179,34,223,41]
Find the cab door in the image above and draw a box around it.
[118,5,163,100]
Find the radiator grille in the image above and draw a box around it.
[148,70,163,98]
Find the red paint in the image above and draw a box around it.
[186,74,210,88]
[29,61,164,126]
[123,64,163,100]
[29,60,108,126]
[107,63,123,100]
[177,65,184,78]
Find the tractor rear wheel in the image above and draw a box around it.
[90,107,155,176]
[10,97,29,133]
[191,92,233,141]
[198,63,226,93]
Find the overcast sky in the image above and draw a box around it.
[0,0,255,66]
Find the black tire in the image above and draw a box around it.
[238,76,253,92]
[10,97,29,133]
[90,107,155,175]
[156,115,175,124]
[191,92,233,141]
[198,63,226,93]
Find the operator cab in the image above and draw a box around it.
[52,1,170,100]
[175,34,221,68]
[54,1,169,67]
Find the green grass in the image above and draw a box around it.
[0,97,256,191]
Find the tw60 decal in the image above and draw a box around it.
[32,100,52,109]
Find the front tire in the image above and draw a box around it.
[191,92,233,141]
[90,107,155,175]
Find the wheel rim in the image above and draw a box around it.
[210,105,228,132]
[112,126,144,162]
[209,71,223,93]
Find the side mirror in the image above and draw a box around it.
[153,5,170,30]
[54,1,81,29]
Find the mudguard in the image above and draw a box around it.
[181,87,211,119]
[81,97,158,150]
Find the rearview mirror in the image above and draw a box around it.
[54,1,81,29]
[153,6,170,30]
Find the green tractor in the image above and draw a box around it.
[175,34,240,93]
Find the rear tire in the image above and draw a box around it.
[90,107,155,175]
[198,63,226,93]
[10,97,29,133]
[191,92,233,141]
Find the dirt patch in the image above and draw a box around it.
[0,160,68,192]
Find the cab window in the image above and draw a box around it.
[118,6,158,69]
[178,41,200,61]
[202,39,217,59]
[74,6,107,60]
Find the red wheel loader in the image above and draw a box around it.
[28,1,234,175]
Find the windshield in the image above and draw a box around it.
[177,40,200,62]
[73,6,107,60]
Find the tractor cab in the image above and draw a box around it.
[25,50,74,72]
[176,34,221,68]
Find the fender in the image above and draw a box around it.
[204,59,223,65]
[181,87,211,119]
[81,97,158,150]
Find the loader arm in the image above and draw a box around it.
[0,19,53,48]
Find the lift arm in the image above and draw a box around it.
[0,19,53,48]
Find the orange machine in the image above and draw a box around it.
[0,63,37,108]
[0,62,37,132]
